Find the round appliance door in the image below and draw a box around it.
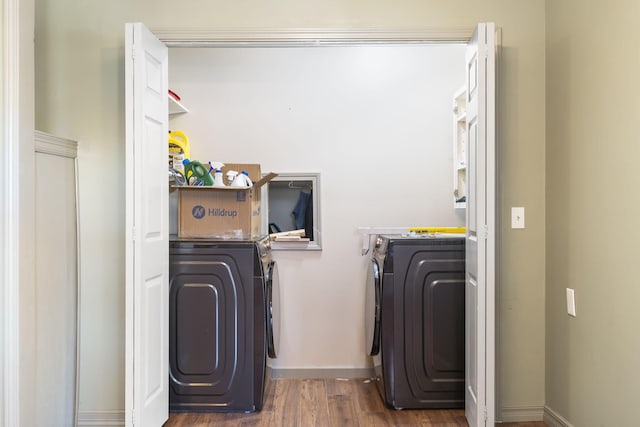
[266,261,280,358]
[365,258,381,356]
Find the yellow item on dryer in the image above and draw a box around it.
[409,227,466,234]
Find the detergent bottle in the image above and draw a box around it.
[168,130,191,173]
[230,170,253,188]
[183,159,213,186]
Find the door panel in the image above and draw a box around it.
[465,22,496,427]
[468,119,478,230]
[125,22,169,427]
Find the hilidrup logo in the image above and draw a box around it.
[192,205,238,220]
[192,205,206,219]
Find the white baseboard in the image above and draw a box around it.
[270,367,375,379]
[77,410,124,427]
[543,405,574,427]
[499,405,544,422]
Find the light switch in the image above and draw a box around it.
[566,288,576,317]
[511,207,525,229]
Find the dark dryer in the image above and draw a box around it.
[168,236,279,412]
[365,235,465,409]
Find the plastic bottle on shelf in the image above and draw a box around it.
[183,159,213,186]
[230,170,253,188]
[212,169,226,187]
[226,170,238,185]
[168,130,190,173]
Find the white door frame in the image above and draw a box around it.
[2,0,33,425]
[152,27,475,47]
[144,25,500,421]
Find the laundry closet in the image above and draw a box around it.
[164,40,468,368]
[125,22,478,423]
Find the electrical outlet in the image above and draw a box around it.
[566,288,576,317]
[511,207,525,229]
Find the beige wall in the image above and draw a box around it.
[34,0,546,419]
[545,0,640,425]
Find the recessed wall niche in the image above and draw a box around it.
[262,173,321,251]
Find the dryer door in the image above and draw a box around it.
[266,261,280,358]
[365,258,381,356]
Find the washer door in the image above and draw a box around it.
[266,261,280,358]
[365,258,381,356]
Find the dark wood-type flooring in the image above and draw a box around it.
[163,378,546,427]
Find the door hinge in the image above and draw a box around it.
[480,224,489,240]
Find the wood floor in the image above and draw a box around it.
[163,378,546,427]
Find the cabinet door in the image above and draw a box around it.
[125,22,169,427]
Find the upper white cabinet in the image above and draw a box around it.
[452,86,467,209]
[168,92,189,115]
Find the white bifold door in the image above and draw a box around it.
[125,22,170,427]
[464,22,496,427]
[124,21,496,427]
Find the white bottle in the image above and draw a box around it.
[213,169,226,187]
[231,170,253,187]
[226,170,238,186]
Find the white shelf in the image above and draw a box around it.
[169,95,189,115]
[452,85,467,209]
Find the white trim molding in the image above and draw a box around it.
[2,0,22,424]
[151,26,475,47]
[77,410,125,427]
[270,367,375,380]
[500,405,545,422]
[544,405,575,427]
[34,130,78,158]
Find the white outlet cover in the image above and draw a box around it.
[511,207,525,229]
[566,288,576,317]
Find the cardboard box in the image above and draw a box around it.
[176,164,277,239]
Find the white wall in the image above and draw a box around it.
[168,45,465,369]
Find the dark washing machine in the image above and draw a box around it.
[168,235,280,412]
[365,234,465,409]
